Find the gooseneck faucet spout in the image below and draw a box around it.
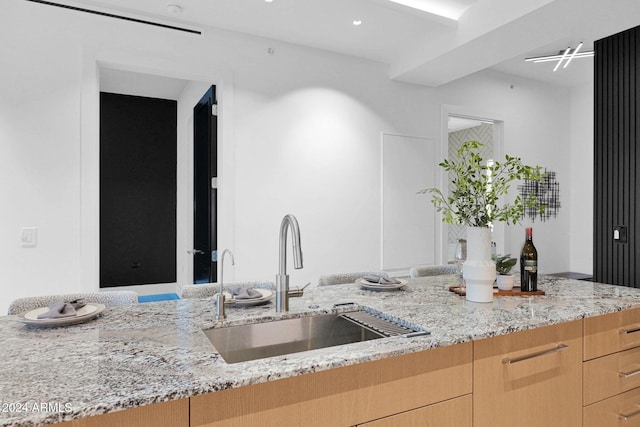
[276,214,304,313]
[215,249,235,321]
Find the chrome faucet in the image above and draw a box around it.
[276,214,305,312]
[215,249,235,320]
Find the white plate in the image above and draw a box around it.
[356,278,408,291]
[224,289,274,307]
[17,303,106,327]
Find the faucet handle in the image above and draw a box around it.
[214,290,237,306]
[215,293,227,321]
[287,282,311,298]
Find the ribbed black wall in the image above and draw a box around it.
[594,25,640,286]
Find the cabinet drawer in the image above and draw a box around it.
[585,307,640,360]
[191,342,472,427]
[357,394,471,427]
[584,346,640,405]
[51,399,189,427]
[473,320,583,427]
[584,387,640,427]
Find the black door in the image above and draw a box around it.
[193,86,217,283]
[100,92,177,287]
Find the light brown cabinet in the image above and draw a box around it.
[356,394,472,427]
[473,320,583,427]
[190,342,472,427]
[584,307,640,360]
[51,399,188,427]
[49,308,640,427]
[584,345,640,405]
[584,307,640,425]
[584,387,640,427]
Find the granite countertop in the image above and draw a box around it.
[2,274,640,426]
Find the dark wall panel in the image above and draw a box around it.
[100,92,177,287]
[594,25,640,286]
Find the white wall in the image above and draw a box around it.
[569,82,594,274]
[0,83,83,302]
[0,3,84,313]
[0,0,584,313]
[230,42,437,289]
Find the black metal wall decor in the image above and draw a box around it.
[518,169,561,222]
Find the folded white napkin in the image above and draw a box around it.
[230,287,262,300]
[37,300,86,319]
[362,275,401,285]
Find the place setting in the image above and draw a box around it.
[16,299,106,327]
[223,286,274,307]
[356,275,408,291]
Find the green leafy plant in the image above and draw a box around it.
[494,254,517,275]
[419,140,545,227]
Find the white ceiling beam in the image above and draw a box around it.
[389,0,559,86]
[390,0,640,87]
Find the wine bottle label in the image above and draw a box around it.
[523,260,537,272]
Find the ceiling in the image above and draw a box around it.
[47,0,640,88]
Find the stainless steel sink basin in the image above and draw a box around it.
[204,310,422,363]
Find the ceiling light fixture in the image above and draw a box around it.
[353,19,362,26]
[264,0,273,3]
[552,47,571,72]
[525,43,594,71]
[563,42,582,68]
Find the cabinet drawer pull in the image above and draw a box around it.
[619,368,640,378]
[619,407,640,421]
[619,326,640,335]
[502,344,569,365]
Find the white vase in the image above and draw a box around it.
[463,227,496,303]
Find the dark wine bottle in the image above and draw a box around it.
[520,227,538,292]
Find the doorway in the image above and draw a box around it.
[82,61,232,293]
[99,92,177,287]
[446,116,495,261]
[439,107,504,264]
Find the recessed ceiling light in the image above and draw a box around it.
[265,0,273,3]
[166,4,183,14]
[353,19,363,26]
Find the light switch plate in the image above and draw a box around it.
[614,225,627,243]
[21,227,37,248]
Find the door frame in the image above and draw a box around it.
[79,52,236,292]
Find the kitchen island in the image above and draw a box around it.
[2,274,640,426]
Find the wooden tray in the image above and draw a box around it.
[449,286,545,296]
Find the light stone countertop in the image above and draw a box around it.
[2,274,640,426]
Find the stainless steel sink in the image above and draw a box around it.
[204,310,423,363]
